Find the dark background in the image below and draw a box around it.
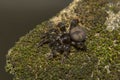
[0,0,72,80]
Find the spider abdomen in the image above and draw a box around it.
[70,26,86,42]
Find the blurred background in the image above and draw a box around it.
[0,0,72,79]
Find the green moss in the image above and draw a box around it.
[6,0,120,80]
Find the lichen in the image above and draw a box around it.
[6,0,120,80]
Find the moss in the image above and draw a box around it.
[6,0,120,80]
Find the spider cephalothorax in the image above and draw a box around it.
[38,19,86,60]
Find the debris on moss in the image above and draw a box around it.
[105,11,120,31]
[6,0,120,80]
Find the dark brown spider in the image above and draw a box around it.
[38,19,87,60]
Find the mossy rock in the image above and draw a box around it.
[6,0,120,80]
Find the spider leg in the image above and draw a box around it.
[72,41,87,51]
[79,42,87,51]
[40,33,47,38]
[63,44,71,58]
[39,29,58,47]
[38,39,49,47]
[71,41,79,50]
[47,49,57,59]
[47,39,59,59]
[60,44,70,63]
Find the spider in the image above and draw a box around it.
[38,19,86,59]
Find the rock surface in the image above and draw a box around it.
[6,0,120,80]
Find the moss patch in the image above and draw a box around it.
[6,0,120,80]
